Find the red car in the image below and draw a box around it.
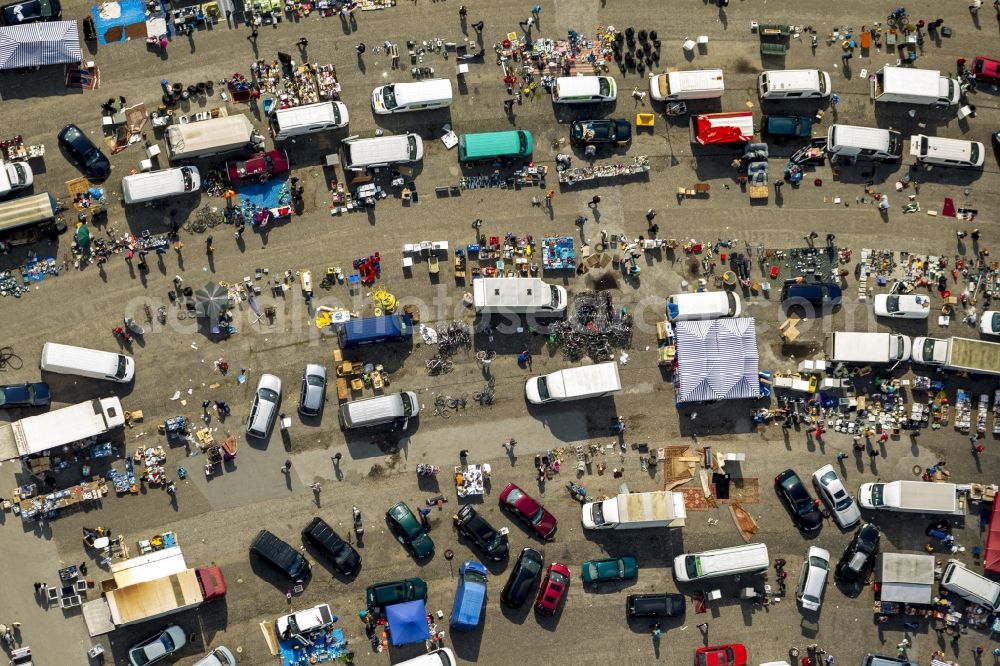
[973,56,1000,85]
[498,482,557,540]
[695,644,748,666]
[226,149,289,182]
[534,562,570,615]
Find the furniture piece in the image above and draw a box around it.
[140,159,153,172]
[636,112,654,129]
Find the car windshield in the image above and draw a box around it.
[382,85,397,110]
[506,488,524,504]
[463,569,488,585]
[307,374,324,387]
[809,556,829,569]
[885,295,900,312]
[803,594,820,603]
[259,388,279,403]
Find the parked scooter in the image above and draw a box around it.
[352,506,364,540]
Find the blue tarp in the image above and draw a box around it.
[237,178,288,209]
[91,0,146,45]
[386,600,430,646]
[278,627,348,665]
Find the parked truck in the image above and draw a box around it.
[871,66,960,107]
[826,332,911,365]
[581,490,687,530]
[857,481,963,515]
[166,115,264,161]
[472,277,568,317]
[524,361,621,404]
[911,336,1000,376]
[0,397,125,462]
[82,546,226,636]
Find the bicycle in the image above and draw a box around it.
[0,347,22,371]
[476,349,497,366]
[426,358,454,375]
[473,387,495,405]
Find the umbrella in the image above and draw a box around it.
[74,223,90,248]
[193,282,231,320]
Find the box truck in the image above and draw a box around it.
[857,481,963,515]
[826,332,910,364]
[582,490,687,530]
[166,115,264,160]
[871,66,960,106]
[911,336,1000,375]
[472,277,567,316]
[524,361,621,404]
[0,397,125,461]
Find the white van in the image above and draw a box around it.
[552,76,617,104]
[909,135,985,168]
[826,124,903,162]
[667,291,742,322]
[372,79,453,114]
[650,69,725,101]
[941,561,1000,611]
[342,134,424,171]
[673,543,769,582]
[338,391,420,430]
[758,69,831,99]
[40,342,135,383]
[395,649,457,666]
[269,101,349,140]
[121,167,201,204]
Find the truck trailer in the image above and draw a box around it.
[857,481,963,515]
[0,397,125,461]
[472,277,567,316]
[166,115,263,160]
[581,490,687,530]
[871,66,960,106]
[827,332,911,364]
[911,336,1000,375]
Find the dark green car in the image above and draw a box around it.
[581,556,639,583]
[764,115,813,138]
[386,501,434,559]
[366,578,428,614]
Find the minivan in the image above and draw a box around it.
[302,517,361,576]
[372,79,453,114]
[121,167,201,204]
[626,593,686,618]
[247,373,282,439]
[338,391,420,431]
[40,342,135,383]
[249,529,311,583]
[342,134,423,171]
[552,75,617,104]
[941,561,1000,611]
[673,543,769,582]
[450,560,488,631]
[395,649,457,666]
[269,101,349,140]
[909,135,985,168]
[758,69,831,99]
[666,291,742,322]
[827,124,903,162]
[649,69,725,101]
[458,130,533,163]
[337,314,413,348]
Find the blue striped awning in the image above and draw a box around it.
[0,21,80,70]
[675,317,760,403]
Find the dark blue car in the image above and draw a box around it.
[0,383,50,407]
[58,124,111,181]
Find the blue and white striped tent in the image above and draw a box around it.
[0,21,81,70]
[674,317,760,403]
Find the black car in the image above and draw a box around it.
[774,469,823,532]
[626,593,686,618]
[0,382,50,407]
[249,529,311,584]
[454,504,509,562]
[570,119,632,146]
[780,279,842,316]
[861,656,917,666]
[302,517,361,577]
[58,124,111,181]
[0,0,60,25]
[836,522,881,584]
[500,547,543,608]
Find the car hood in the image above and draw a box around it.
[534,508,557,538]
[411,531,434,558]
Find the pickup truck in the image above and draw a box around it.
[581,491,686,530]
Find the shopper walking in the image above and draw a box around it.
[356,42,366,55]
[247,26,258,43]
[296,37,309,49]
[645,208,656,223]
[518,16,534,32]
[281,459,292,473]
[472,20,484,32]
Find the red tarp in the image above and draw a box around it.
[985,499,1000,573]
[693,112,754,145]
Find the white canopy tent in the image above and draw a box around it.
[877,552,935,605]
[674,317,761,403]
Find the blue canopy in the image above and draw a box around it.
[385,600,429,646]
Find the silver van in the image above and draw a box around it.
[40,342,135,383]
[941,561,1000,611]
[270,101,349,140]
[395,649,456,666]
[758,69,831,99]
[342,134,424,171]
[372,79,453,114]
[827,124,903,162]
[338,391,419,430]
[673,543,769,582]
[667,291,742,322]
[909,135,985,168]
[122,167,201,204]
[552,76,617,104]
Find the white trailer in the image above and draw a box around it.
[0,397,125,461]
[858,481,963,515]
[827,332,911,364]
[472,277,567,316]
[871,66,959,106]
[911,336,1000,376]
[524,361,621,404]
[581,490,686,530]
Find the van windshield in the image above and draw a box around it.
[684,556,699,580]
[115,355,127,379]
[181,168,194,191]
[535,378,550,401]
[407,135,418,159]
[519,132,527,154]
[818,74,827,94]
[599,78,611,97]
[400,392,414,416]
[887,132,902,156]
[463,569,488,586]
[549,285,561,309]
[970,142,980,164]
[726,291,737,315]
[760,74,769,94]
[382,85,398,111]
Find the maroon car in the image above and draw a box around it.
[226,149,289,182]
[498,482,557,540]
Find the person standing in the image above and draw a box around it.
[458,5,467,18]
[588,195,601,208]
[518,16,534,32]
[471,20,484,32]
[281,459,292,473]
[356,42,366,55]
[247,26,259,43]
[296,37,308,50]
[971,0,983,14]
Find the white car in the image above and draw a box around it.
[246,373,282,439]
[276,603,334,640]
[873,294,930,319]
[193,647,236,666]
[128,625,187,666]
[796,546,830,612]
[812,464,861,529]
[981,311,1000,335]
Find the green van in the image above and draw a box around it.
[458,130,533,162]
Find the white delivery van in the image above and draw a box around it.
[826,124,903,162]
[758,69,831,99]
[472,277,567,316]
[40,342,135,383]
[395,649,457,666]
[674,543,769,582]
[525,362,621,404]
[121,167,201,204]
[338,391,420,430]
[372,79,454,114]
[342,134,424,171]
[941,561,1000,612]
[0,161,33,196]
[649,69,724,101]
[858,481,962,515]
[166,115,263,160]
[667,291,742,322]
[872,66,960,106]
[909,135,985,168]
[827,332,911,364]
[552,76,617,104]
[269,101,349,140]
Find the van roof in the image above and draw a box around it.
[343,392,412,423]
[668,69,724,91]
[882,66,941,91]
[554,75,615,98]
[273,101,346,128]
[693,543,768,576]
[0,192,57,233]
[166,115,254,156]
[667,291,737,319]
[762,69,820,89]
[829,124,893,147]
[391,79,453,105]
[909,135,983,164]
[459,130,533,161]
[343,134,423,167]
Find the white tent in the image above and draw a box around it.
[674,317,761,403]
[877,552,935,605]
[0,20,81,70]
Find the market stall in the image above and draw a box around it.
[558,155,649,186]
[455,464,491,498]
[985,499,1000,574]
[876,552,935,609]
[0,21,82,70]
[542,236,576,270]
[13,479,108,522]
[384,600,431,646]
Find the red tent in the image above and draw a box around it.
[691,112,754,145]
[985,499,1000,573]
